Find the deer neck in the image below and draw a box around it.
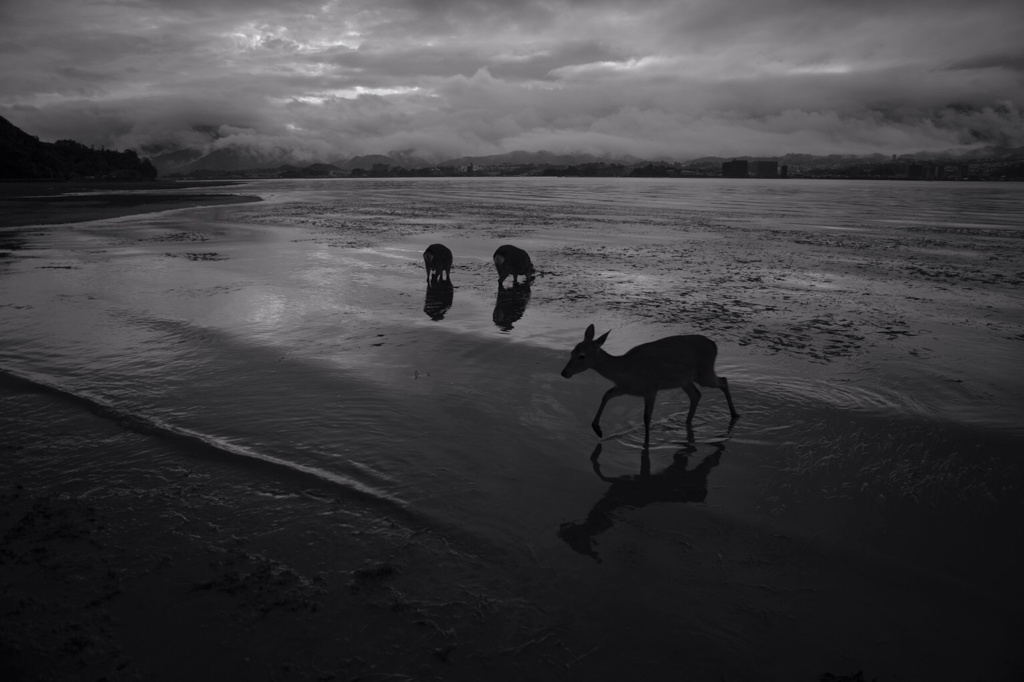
[592,348,630,384]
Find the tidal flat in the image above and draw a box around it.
[2,177,1022,681]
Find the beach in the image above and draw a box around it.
[0,181,261,230]
[2,177,1022,681]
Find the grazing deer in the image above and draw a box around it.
[493,244,535,288]
[561,324,739,444]
[423,243,453,283]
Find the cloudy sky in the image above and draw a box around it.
[2,0,1023,163]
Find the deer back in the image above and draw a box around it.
[424,243,453,270]
[612,335,719,392]
[493,244,534,276]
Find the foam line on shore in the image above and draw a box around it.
[0,365,412,515]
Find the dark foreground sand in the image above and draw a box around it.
[2,185,1021,682]
[9,386,1012,682]
[0,414,576,682]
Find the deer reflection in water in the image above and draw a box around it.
[559,432,727,562]
[492,282,531,330]
[423,280,454,321]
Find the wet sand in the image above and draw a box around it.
[2,180,1022,681]
[5,391,1016,682]
[0,181,261,229]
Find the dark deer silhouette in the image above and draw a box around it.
[561,324,739,445]
[493,244,534,288]
[423,243,453,283]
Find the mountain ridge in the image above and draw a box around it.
[152,145,1024,176]
[4,115,1022,179]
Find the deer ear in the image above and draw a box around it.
[584,324,595,341]
[595,330,610,346]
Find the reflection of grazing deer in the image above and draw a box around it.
[423,243,453,283]
[424,280,454,321]
[561,324,739,445]
[492,282,531,331]
[493,244,535,288]
[559,439,725,561]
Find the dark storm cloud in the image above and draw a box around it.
[2,0,1022,161]
[948,51,1024,72]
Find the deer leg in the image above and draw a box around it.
[683,383,702,423]
[642,392,658,445]
[592,386,626,438]
[717,377,740,420]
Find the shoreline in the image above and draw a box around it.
[0,180,260,229]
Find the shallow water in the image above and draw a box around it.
[3,177,1023,677]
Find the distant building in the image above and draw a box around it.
[780,164,789,179]
[722,159,749,178]
[753,160,778,178]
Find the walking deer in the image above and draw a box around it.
[493,244,535,288]
[423,243,453,283]
[560,324,739,444]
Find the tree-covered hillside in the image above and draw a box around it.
[1,116,157,180]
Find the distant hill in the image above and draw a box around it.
[72,116,1024,179]
[686,147,1024,168]
[279,163,342,178]
[148,146,296,176]
[685,152,893,169]
[159,147,641,175]
[1,115,157,180]
[437,150,640,168]
[146,141,1024,178]
[909,145,1024,161]
[334,153,430,171]
[325,150,641,173]
[144,148,204,176]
